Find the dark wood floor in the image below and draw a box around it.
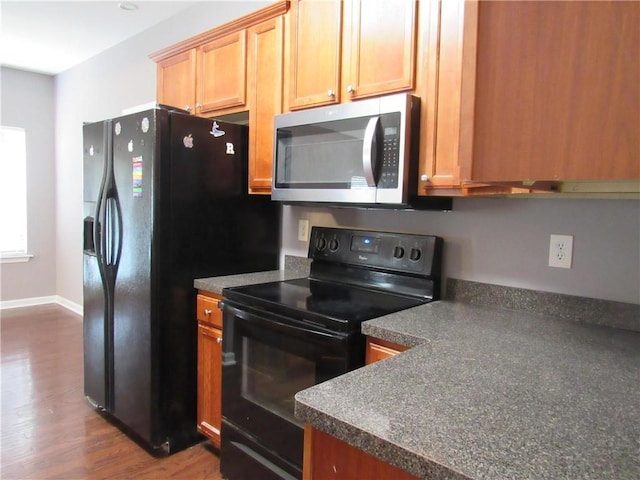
[1,304,222,480]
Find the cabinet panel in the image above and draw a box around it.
[247,16,284,193]
[303,425,419,480]
[425,0,473,190]
[343,0,417,100]
[289,0,342,109]
[198,31,247,115]
[156,49,197,113]
[365,337,408,365]
[471,1,640,182]
[197,322,222,447]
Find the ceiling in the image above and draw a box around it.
[0,1,197,75]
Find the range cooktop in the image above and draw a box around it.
[223,227,443,333]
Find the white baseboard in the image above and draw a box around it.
[0,295,83,316]
[55,296,83,316]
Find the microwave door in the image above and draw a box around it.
[272,116,378,204]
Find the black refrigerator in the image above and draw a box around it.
[82,106,280,456]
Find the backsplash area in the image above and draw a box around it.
[280,197,640,305]
[446,278,640,332]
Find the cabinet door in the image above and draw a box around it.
[470,1,639,182]
[288,0,342,109]
[247,16,284,193]
[365,337,408,365]
[304,426,420,480]
[197,31,247,116]
[156,49,197,113]
[197,322,222,447]
[343,0,417,100]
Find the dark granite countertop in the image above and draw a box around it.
[295,301,640,480]
[194,269,306,295]
[193,255,311,295]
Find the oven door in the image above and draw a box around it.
[220,300,361,479]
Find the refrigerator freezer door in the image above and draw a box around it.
[82,121,109,410]
[83,122,106,204]
[83,253,107,408]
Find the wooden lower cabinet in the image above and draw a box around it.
[196,292,223,448]
[303,425,419,480]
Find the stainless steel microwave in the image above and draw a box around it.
[271,93,420,206]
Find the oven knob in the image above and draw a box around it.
[316,237,327,251]
[329,238,339,251]
[393,246,405,258]
[409,248,422,261]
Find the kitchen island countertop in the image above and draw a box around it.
[295,300,640,480]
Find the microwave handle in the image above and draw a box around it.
[362,116,380,187]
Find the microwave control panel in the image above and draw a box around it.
[378,112,402,189]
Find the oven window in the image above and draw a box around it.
[241,337,315,427]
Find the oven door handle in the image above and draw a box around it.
[226,303,348,345]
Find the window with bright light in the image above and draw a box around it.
[0,126,29,260]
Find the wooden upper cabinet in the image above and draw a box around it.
[470,1,639,183]
[287,0,417,110]
[247,16,285,193]
[156,49,197,113]
[151,1,289,195]
[342,0,417,101]
[197,31,247,116]
[288,0,342,109]
[154,36,246,117]
[422,0,640,194]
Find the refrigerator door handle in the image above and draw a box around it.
[104,194,123,269]
[94,124,122,279]
[94,126,110,276]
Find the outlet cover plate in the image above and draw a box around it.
[298,219,309,242]
[549,234,573,268]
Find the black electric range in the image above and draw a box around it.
[219,226,443,480]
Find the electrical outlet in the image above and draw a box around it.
[298,219,309,242]
[548,234,573,268]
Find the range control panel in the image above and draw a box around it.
[308,226,442,277]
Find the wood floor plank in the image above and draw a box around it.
[1,304,222,480]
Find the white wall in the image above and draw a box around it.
[0,67,56,303]
[54,2,270,307]
[282,198,640,304]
